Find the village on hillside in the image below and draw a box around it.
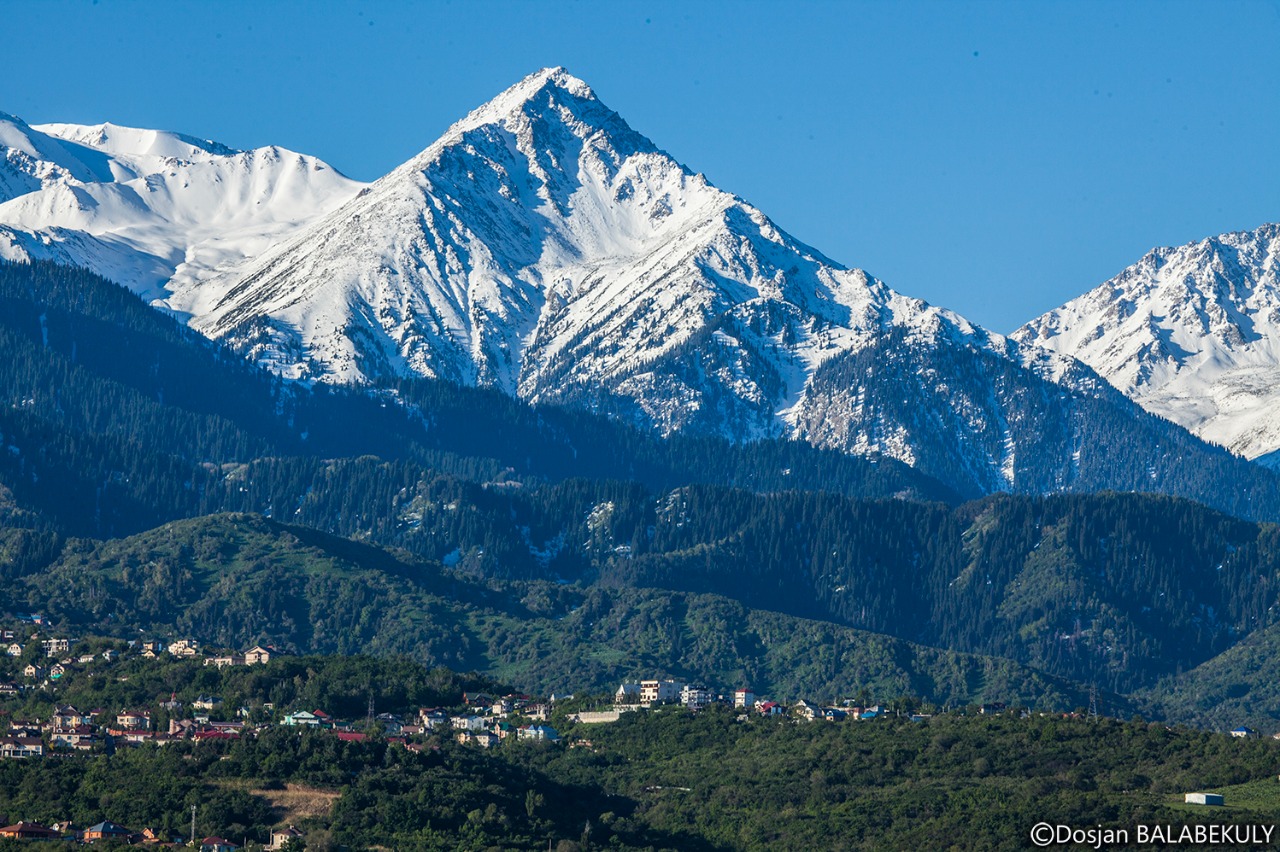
[0,624,1274,844]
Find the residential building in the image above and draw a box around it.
[468,731,500,748]
[243,645,279,665]
[518,724,560,742]
[51,705,90,728]
[791,700,820,721]
[116,710,152,731]
[451,715,487,732]
[374,713,403,733]
[50,725,98,750]
[82,821,132,842]
[0,737,44,759]
[681,684,713,711]
[733,689,756,709]
[266,826,304,850]
[640,680,683,707]
[0,822,60,839]
[168,639,200,658]
[418,708,449,730]
[193,695,223,711]
[115,706,152,726]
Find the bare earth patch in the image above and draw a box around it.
[251,783,342,821]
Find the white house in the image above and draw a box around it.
[681,684,713,711]
[451,715,487,732]
[168,639,201,658]
[266,826,304,850]
[640,680,683,707]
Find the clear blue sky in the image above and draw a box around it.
[4,0,1278,332]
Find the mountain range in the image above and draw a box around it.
[3,67,1278,502]
[2,69,1280,726]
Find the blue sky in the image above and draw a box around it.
[4,0,1277,331]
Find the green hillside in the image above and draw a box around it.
[0,512,1094,710]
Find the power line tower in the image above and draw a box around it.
[1088,683,1099,720]
[190,804,197,846]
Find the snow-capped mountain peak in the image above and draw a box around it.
[432,67,598,146]
[192,65,985,427]
[1015,223,1280,459]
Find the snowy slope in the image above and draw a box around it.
[1015,224,1280,460]
[0,114,363,303]
[0,111,116,202]
[199,69,1019,422]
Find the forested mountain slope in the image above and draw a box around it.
[0,259,949,539]
[5,486,1278,712]
[0,512,1092,710]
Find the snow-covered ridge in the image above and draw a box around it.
[33,121,238,162]
[1015,224,1280,460]
[0,112,364,304]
